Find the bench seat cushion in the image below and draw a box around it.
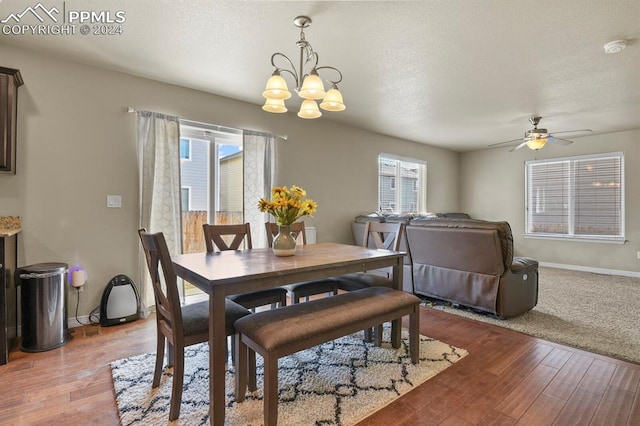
[234,287,420,351]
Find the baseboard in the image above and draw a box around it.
[67,309,149,329]
[14,317,98,340]
[68,315,97,328]
[540,262,640,278]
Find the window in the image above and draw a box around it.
[378,155,427,214]
[179,138,191,160]
[178,123,243,223]
[525,152,624,242]
[179,121,243,296]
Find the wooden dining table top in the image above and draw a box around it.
[172,242,406,294]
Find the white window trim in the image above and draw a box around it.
[524,151,625,244]
[181,186,192,211]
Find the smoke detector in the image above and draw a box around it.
[604,40,626,54]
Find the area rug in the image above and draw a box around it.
[111,328,467,425]
[424,266,640,364]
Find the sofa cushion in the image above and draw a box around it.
[354,212,386,223]
[408,218,514,270]
[354,212,437,224]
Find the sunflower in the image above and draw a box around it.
[258,185,317,226]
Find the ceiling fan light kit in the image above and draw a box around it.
[262,15,346,119]
[526,138,548,150]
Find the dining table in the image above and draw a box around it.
[172,241,405,426]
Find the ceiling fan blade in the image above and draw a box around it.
[549,129,593,136]
[548,136,573,146]
[488,137,525,148]
[508,141,529,152]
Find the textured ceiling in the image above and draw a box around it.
[1,0,638,152]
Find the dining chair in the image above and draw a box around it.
[203,223,288,310]
[331,221,404,343]
[138,228,254,421]
[265,221,338,303]
[333,221,404,291]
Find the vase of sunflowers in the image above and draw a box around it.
[272,225,296,256]
[258,185,318,256]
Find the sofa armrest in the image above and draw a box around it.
[510,257,538,274]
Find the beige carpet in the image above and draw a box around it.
[426,266,640,364]
[112,327,467,425]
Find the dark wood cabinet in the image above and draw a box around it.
[0,234,18,364]
[0,67,24,174]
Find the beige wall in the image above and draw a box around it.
[460,129,640,272]
[0,45,459,317]
[273,117,459,243]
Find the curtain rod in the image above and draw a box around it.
[127,106,287,141]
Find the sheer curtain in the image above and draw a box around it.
[243,130,275,248]
[137,111,181,315]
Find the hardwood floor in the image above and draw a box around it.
[1,306,638,425]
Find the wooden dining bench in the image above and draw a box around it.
[233,286,421,426]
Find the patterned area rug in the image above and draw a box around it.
[111,328,467,425]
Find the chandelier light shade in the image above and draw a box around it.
[262,98,288,113]
[297,99,322,119]
[298,69,326,100]
[262,70,292,100]
[262,15,345,119]
[320,84,346,111]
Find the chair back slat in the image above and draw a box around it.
[265,221,307,247]
[363,222,403,251]
[203,223,253,252]
[138,229,183,336]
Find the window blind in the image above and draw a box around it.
[525,152,624,241]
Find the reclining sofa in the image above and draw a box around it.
[352,213,539,318]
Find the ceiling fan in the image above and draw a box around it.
[489,116,593,152]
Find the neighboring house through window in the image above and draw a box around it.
[525,152,625,242]
[179,122,243,224]
[179,122,243,241]
[378,154,427,214]
[179,121,244,296]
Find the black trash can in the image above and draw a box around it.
[15,262,69,352]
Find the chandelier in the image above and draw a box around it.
[262,15,345,119]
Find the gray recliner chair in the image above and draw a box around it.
[406,219,539,318]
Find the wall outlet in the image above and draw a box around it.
[637,251,640,260]
[107,195,122,208]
